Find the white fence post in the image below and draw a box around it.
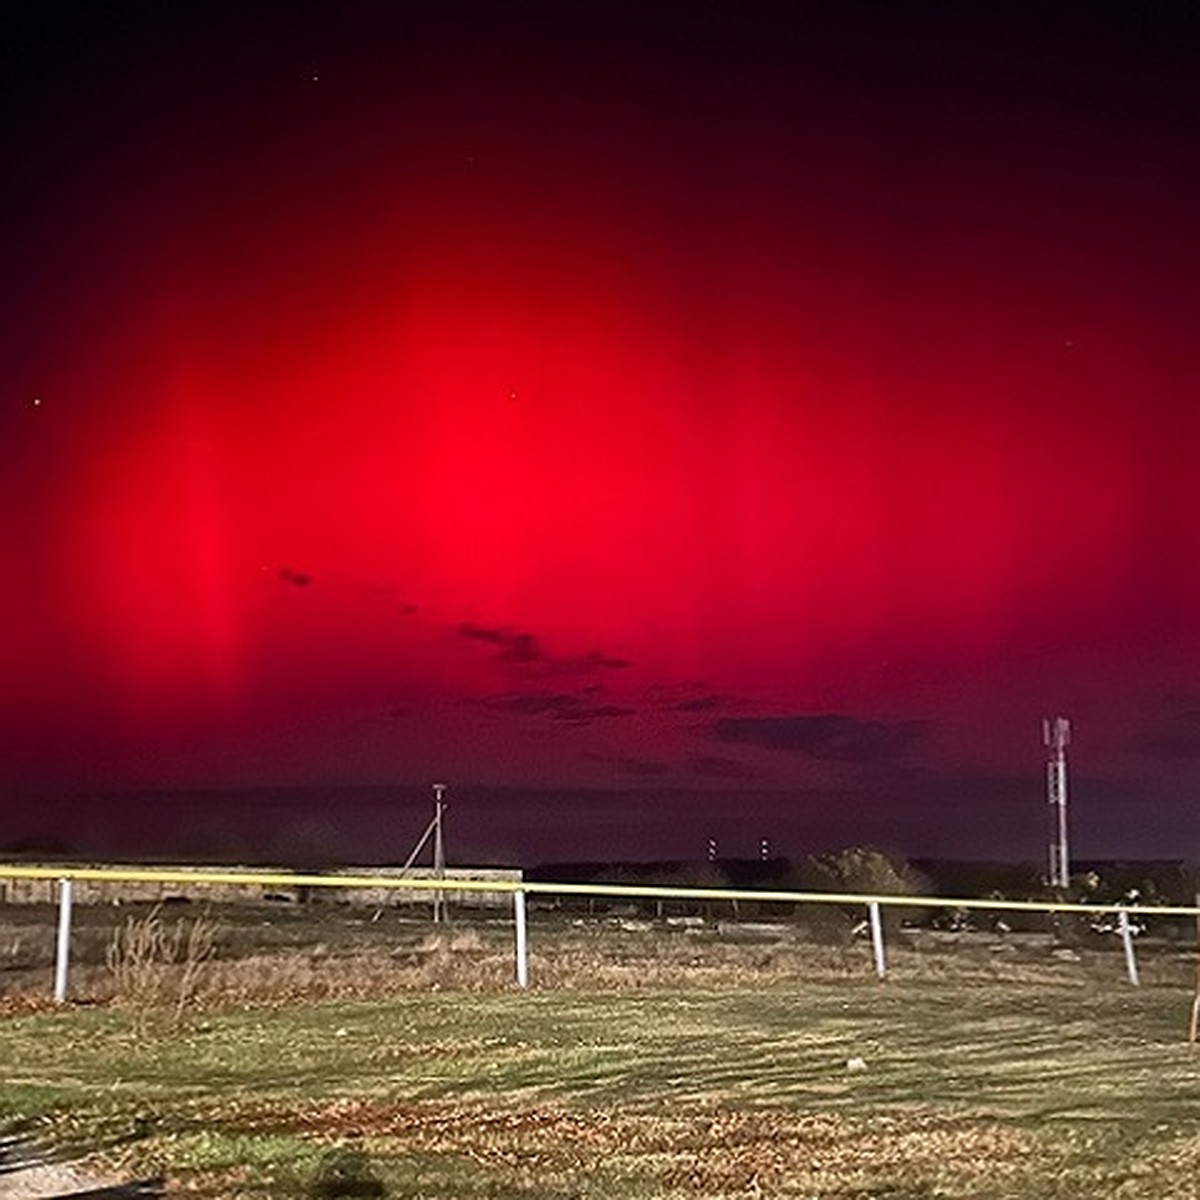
[1118,908,1140,986]
[868,901,886,979]
[514,889,529,988]
[54,877,73,1003]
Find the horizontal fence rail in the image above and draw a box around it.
[1,863,1194,1000]
[1,863,1198,915]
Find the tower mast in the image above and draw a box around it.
[1043,717,1071,888]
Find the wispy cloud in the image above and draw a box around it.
[473,691,634,724]
[713,714,926,762]
[642,682,731,712]
[457,622,631,675]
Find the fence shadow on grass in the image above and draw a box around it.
[44,1181,164,1199]
[0,1127,163,1198]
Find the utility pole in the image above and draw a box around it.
[1044,717,1071,889]
[370,786,449,925]
[432,782,447,923]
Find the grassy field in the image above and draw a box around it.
[3,903,1200,1197]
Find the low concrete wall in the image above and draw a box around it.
[0,865,522,908]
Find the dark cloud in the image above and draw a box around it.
[457,622,630,675]
[683,754,766,780]
[458,622,547,666]
[501,633,542,664]
[643,682,729,711]
[586,753,672,777]
[278,568,311,587]
[713,714,926,762]
[555,704,634,722]
[1131,704,1200,760]
[459,622,515,647]
[674,694,726,713]
[474,692,634,724]
[559,650,633,674]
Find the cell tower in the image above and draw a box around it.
[1043,717,1071,888]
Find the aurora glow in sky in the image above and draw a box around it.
[3,3,1200,862]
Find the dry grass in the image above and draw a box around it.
[2,901,1196,1014]
[198,929,515,1006]
[105,905,219,1031]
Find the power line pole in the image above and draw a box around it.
[432,782,447,923]
[1043,717,1071,889]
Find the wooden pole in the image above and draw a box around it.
[432,798,446,924]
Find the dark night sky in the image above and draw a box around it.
[3,2,1200,865]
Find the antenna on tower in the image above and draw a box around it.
[1043,717,1071,889]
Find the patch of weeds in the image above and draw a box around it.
[106,905,219,1032]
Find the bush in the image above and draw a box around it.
[791,847,930,939]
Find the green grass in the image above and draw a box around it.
[5,973,1200,1197]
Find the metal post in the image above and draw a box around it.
[54,878,73,1003]
[868,901,886,979]
[1190,893,1200,1045]
[1118,909,1140,986]
[514,889,528,988]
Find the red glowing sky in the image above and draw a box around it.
[3,4,1200,860]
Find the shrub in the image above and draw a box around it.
[791,846,930,939]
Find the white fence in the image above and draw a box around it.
[2,863,1196,1002]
